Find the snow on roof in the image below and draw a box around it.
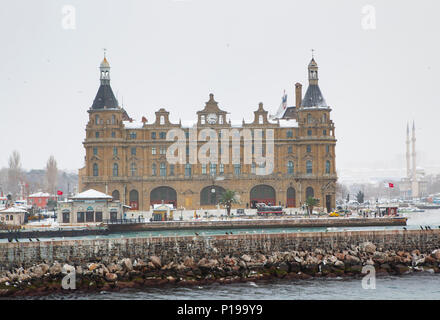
[0,206,28,213]
[71,189,112,200]
[278,119,299,128]
[28,192,52,198]
[123,120,143,129]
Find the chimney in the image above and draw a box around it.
[295,83,302,109]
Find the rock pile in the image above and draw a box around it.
[1,243,439,297]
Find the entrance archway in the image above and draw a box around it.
[250,185,276,208]
[287,187,296,207]
[200,186,226,205]
[150,186,177,208]
[129,189,139,210]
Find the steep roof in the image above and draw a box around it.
[301,84,327,108]
[91,84,119,109]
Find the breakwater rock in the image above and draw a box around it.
[1,244,440,297]
[0,229,440,297]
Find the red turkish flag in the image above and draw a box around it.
[57,190,63,195]
[388,183,394,188]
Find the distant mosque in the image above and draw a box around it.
[400,121,427,199]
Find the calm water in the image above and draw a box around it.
[21,273,440,300]
[7,209,440,299]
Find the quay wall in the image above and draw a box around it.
[0,229,438,270]
[108,217,407,232]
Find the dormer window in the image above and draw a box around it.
[111,115,116,124]
[160,115,165,125]
[259,115,263,124]
[201,115,205,124]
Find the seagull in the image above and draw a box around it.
[36,238,40,242]
[194,232,199,236]
[7,238,12,243]
[420,226,424,231]
[14,238,19,242]
[29,238,32,242]
[403,227,407,231]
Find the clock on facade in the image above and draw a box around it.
[207,113,217,124]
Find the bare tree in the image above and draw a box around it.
[7,150,22,198]
[46,155,58,194]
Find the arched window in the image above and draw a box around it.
[259,115,263,124]
[325,160,331,174]
[287,161,294,174]
[130,162,137,176]
[112,190,120,201]
[200,186,226,205]
[152,163,157,176]
[306,187,314,200]
[160,162,166,176]
[113,163,119,176]
[306,160,312,174]
[160,115,165,125]
[93,163,99,176]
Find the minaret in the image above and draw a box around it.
[406,123,411,178]
[411,121,419,198]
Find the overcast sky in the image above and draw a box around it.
[1,0,439,179]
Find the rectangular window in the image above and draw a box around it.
[93,147,98,156]
[287,130,293,138]
[95,132,100,138]
[151,132,156,139]
[131,147,136,156]
[160,147,166,154]
[219,163,224,175]
[129,132,137,139]
[159,132,166,139]
[77,212,84,223]
[111,131,116,138]
[95,212,103,222]
[152,147,156,155]
[185,131,189,139]
[169,164,175,176]
[202,164,207,174]
[326,145,330,153]
[307,129,312,136]
[288,146,293,154]
[210,163,216,176]
[113,147,118,156]
[86,211,94,222]
[234,164,241,175]
[307,145,311,153]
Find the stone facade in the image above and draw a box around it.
[79,57,337,211]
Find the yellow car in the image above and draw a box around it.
[329,211,340,217]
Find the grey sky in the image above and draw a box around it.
[1,0,439,179]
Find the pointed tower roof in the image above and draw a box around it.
[91,55,119,110]
[301,57,328,108]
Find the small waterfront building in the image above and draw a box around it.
[152,203,175,221]
[28,192,57,209]
[57,189,125,225]
[0,207,27,226]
